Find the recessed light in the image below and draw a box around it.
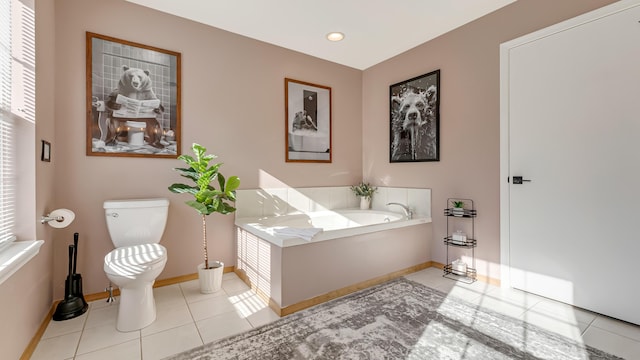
[326,32,345,42]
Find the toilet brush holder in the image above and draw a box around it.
[53,244,88,321]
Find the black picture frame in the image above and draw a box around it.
[285,78,332,163]
[41,140,51,162]
[389,70,440,162]
[86,32,181,158]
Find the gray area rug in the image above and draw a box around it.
[165,278,623,359]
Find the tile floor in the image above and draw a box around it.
[31,268,640,359]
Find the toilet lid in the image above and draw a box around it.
[104,243,166,277]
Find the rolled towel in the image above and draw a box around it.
[273,227,323,241]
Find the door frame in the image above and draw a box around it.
[498,0,639,288]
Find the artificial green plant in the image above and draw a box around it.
[169,143,240,270]
[350,182,378,200]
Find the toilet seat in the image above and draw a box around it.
[104,243,167,278]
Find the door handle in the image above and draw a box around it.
[512,176,531,184]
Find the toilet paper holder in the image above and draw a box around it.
[40,208,76,228]
[40,214,65,224]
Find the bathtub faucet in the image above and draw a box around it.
[386,203,413,220]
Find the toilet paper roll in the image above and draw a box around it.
[47,209,75,228]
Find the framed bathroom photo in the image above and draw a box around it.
[86,32,181,158]
[389,70,440,162]
[285,78,332,163]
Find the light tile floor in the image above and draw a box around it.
[31,269,640,359]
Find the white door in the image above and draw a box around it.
[504,2,640,325]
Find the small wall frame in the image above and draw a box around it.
[41,140,50,162]
[86,32,181,158]
[285,78,332,163]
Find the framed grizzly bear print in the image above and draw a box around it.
[86,32,181,158]
[390,70,440,162]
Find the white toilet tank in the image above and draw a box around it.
[104,198,170,248]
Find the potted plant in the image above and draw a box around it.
[350,182,377,209]
[169,143,240,293]
[451,200,465,217]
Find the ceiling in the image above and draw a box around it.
[126,0,516,70]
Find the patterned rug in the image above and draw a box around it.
[165,278,623,360]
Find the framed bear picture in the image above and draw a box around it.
[389,70,440,162]
[86,32,181,158]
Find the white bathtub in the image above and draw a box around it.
[235,209,431,247]
[288,130,329,152]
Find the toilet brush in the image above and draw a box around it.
[70,232,88,309]
[53,244,88,321]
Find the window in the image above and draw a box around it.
[0,0,35,252]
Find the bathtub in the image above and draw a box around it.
[288,130,329,152]
[235,208,430,247]
[235,208,432,313]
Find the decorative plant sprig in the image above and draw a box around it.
[350,182,377,199]
[169,143,240,269]
[452,200,465,208]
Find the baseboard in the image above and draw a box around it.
[279,261,434,316]
[22,266,235,359]
[233,269,278,315]
[20,301,58,360]
[85,265,234,302]
[236,261,434,317]
[237,261,500,317]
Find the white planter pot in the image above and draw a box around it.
[452,207,465,217]
[360,197,371,210]
[198,261,224,294]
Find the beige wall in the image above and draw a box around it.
[362,0,617,280]
[51,0,363,299]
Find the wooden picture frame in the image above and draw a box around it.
[86,32,181,158]
[390,70,440,162]
[285,78,332,163]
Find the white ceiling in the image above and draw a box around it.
[126,0,516,70]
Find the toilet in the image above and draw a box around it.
[103,198,169,332]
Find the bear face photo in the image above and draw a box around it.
[110,65,160,101]
[390,70,440,162]
[86,32,181,158]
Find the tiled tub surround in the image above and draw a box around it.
[235,186,431,220]
[235,187,433,313]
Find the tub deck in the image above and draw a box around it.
[235,209,431,247]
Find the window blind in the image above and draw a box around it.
[0,0,35,251]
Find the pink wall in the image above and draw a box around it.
[51,0,363,299]
[361,0,616,280]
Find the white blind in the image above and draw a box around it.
[0,0,35,251]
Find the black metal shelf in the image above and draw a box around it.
[443,208,477,218]
[443,264,477,284]
[443,237,477,248]
[443,198,477,284]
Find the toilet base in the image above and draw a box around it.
[116,282,156,332]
